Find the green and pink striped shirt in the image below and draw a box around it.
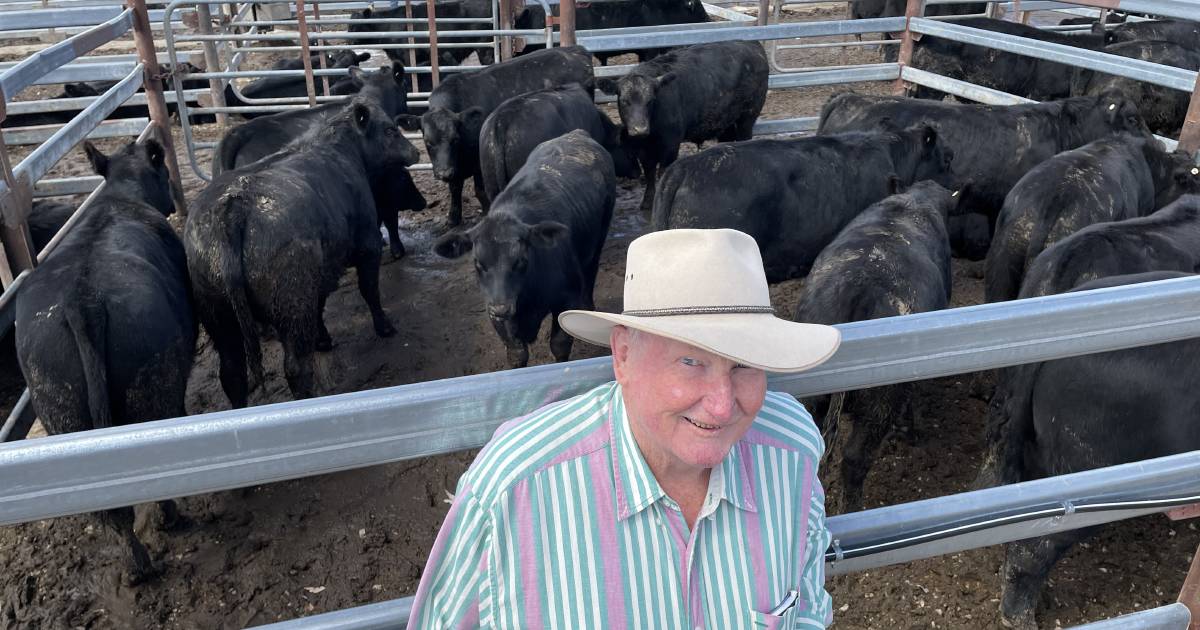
[408,381,832,629]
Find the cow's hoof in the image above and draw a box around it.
[375,322,397,338]
[390,247,406,261]
[125,559,164,586]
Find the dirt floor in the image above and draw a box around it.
[3,3,1198,629]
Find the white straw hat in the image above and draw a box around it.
[559,229,841,373]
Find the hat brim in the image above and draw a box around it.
[558,310,841,374]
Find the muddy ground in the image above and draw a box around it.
[2,4,1198,629]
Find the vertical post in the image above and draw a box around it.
[195,3,228,126]
[499,0,514,61]
[404,0,417,74]
[560,0,576,46]
[892,0,923,95]
[427,0,441,87]
[294,0,319,107]
[1179,541,1200,630]
[0,107,35,287]
[1178,76,1200,156]
[311,2,330,96]
[127,0,188,216]
[757,0,769,25]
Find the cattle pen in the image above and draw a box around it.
[3,0,1200,627]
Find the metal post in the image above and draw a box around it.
[758,0,769,26]
[499,0,514,61]
[195,3,228,125]
[1181,541,1200,630]
[128,0,188,216]
[560,0,576,46]
[294,0,318,107]
[1179,75,1200,156]
[0,132,34,288]
[427,0,440,87]
[311,2,330,96]
[893,0,923,95]
[404,0,417,73]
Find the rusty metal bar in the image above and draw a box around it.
[892,0,923,95]
[127,0,187,216]
[405,0,417,71]
[0,99,35,289]
[757,0,768,26]
[1180,75,1200,156]
[559,0,575,45]
[294,0,318,107]
[427,0,440,87]
[311,2,330,95]
[194,2,228,125]
[499,0,514,61]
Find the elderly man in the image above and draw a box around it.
[408,229,841,629]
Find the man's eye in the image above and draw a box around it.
[680,357,700,367]
[734,363,750,370]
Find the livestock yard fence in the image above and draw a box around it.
[3,0,1200,626]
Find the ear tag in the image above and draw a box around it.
[1108,104,1116,110]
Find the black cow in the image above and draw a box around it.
[1016,194,1200,301]
[1058,12,1126,26]
[433,129,614,368]
[595,40,769,213]
[515,0,709,65]
[397,45,594,226]
[653,124,954,282]
[982,270,1200,630]
[897,18,1111,101]
[1101,19,1200,49]
[478,83,638,200]
[795,180,961,511]
[222,50,367,119]
[348,0,495,66]
[1071,40,1200,135]
[270,51,370,71]
[15,136,195,585]
[818,91,1150,252]
[186,100,419,405]
[849,0,984,21]
[986,134,1200,302]
[27,200,75,254]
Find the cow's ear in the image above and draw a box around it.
[528,220,569,248]
[396,114,423,131]
[1176,165,1200,188]
[949,182,972,213]
[595,77,619,95]
[433,231,473,259]
[461,107,486,132]
[390,63,406,86]
[657,72,677,88]
[360,7,371,17]
[143,138,165,169]
[83,142,109,178]
[921,124,938,147]
[353,102,371,132]
[356,52,371,63]
[886,174,901,195]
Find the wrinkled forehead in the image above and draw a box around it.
[619,75,657,99]
[424,108,460,133]
[473,218,528,257]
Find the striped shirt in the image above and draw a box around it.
[407,381,832,629]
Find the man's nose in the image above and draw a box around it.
[703,372,735,422]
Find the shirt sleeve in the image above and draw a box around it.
[406,489,493,629]
[794,476,833,629]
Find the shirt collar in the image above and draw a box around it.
[610,384,758,521]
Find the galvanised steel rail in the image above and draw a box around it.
[0,8,132,97]
[578,16,908,52]
[909,17,1199,92]
[0,5,171,30]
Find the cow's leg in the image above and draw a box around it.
[205,309,250,409]
[98,507,160,585]
[279,325,318,400]
[448,178,465,227]
[473,172,491,215]
[549,314,573,363]
[355,251,396,339]
[490,318,529,368]
[1000,529,1095,630]
[638,154,658,214]
[316,294,333,352]
[381,211,405,260]
[840,384,905,512]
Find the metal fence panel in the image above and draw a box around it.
[0,8,132,97]
[579,17,908,52]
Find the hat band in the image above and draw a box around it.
[623,305,776,317]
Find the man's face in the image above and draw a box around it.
[611,327,768,479]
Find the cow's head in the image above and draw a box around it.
[84,132,172,217]
[1067,90,1149,138]
[343,64,410,116]
[884,123,955,189]
[433,213,569,321]
[597,72,676,139]
[1159,152,1200,209]
[397,106,485,182]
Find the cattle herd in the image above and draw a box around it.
[7,6,1200,628]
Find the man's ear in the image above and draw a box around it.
[610,325,633,385]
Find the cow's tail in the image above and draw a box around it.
[206,191,264,391]
[211,128,246,177]
[62,287,111,429]
[650,165,682,231]
[976,363,1040,488]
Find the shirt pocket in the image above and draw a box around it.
[747,610,788,630]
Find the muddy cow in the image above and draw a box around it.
[397,46,594,226]
[186,100,419,405]
[818,90,1149,253]
[595,40,768,214]
[15,136,195,585]
[1072,41,1200,135]
[223,50,367,119]
[1017,195,1200,300]
[986,134,1200,302]
[479,83,638,200]
[349,0,494,65]
[652,124,954,282]
[1100,19,1200,49]
[982,270,1200,630]
[434,130,614,368]
[795,181,961,511]
[515,0,708,65]
[897,18,1111,101]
